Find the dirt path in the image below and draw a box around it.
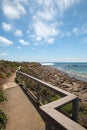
[1,73,45,130]
[2,73,17,90]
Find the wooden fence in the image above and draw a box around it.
[16,70,86,130]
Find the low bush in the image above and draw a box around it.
[0,110,8,130]
[0,90,7,129]
[0,90,7,102]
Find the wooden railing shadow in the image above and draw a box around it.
[15,70,86,130]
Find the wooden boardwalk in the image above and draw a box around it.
[1,74,45,130]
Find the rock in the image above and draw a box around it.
[73,88,81,92]
[62,83,72,88]
[84,98,87,102]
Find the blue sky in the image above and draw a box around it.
[0,0,87,62]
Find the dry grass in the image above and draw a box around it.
[0,60,20,89]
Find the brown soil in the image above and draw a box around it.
[0,73,45,130]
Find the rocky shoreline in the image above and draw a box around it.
[24,63,87,104]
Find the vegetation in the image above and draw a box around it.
[62,103,72,116]
[0,90,7,102]
[0,60,20,88]
[0,110,7,130]
[0,60,20,129]
[59,101,87,128]
[78,102,87,128]
[0,91,7,130]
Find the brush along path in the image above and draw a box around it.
[1,73,45,130]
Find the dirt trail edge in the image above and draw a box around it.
[1,73,45,130]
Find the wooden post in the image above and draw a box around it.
[72,98,78,122]
[16,71,18,82]
[26,76,28,91]
[37,84,40,105]
[20,73,22,86]
[16,70,17,78]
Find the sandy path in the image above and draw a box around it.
[1,73,45,130]
[2,73,17,90]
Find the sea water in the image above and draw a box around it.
[41,62,87,82]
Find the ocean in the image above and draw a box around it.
[41,62,87,82]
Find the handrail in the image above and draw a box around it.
[16,70,86,130]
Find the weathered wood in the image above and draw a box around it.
[36,84,40,104]
[41,95,77,109]
[16,71,72,96]
[25,76,28,91]
[72,98,78,122]
[16,70,86,130]
[40,107,86,130]
[40,92,52,103]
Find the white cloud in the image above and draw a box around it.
[83,37,87,43]
[2,22,12,32]
[3,5,20,19]
[72,27,79,35]
[81,23,87,34]
[72,22,87,36]
[32,0,56,25]
[28,0,78,44]
[34,7,55,22]
[37,0,52,6]
[60,30,71,37]
[14,30,23,37]
[2,0,26,20]
[36,36,42,41]
[17,46,22,50]
[47,38,55,44]
[37,0,80,15]
[33,20,58,41]
[56,0,80,14]
[19,39,30,46]
[0,52,7,56]
[0,36,13,46]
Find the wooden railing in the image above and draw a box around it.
[16,70,86,130]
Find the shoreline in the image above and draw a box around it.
[55,66,87,83]
[41,62,87,83]
[30,64,87,104]
[52,66,87,103]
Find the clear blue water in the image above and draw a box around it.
[41,62,87,81]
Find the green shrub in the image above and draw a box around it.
[78,102,87,128]
[0,90,7,102]
[0,110,8,130]
[62,103,72,116]
[6,72,11,78]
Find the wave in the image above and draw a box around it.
[58,67,87,82]
[55,65,87,82]
[41,62,54,66]
[67,65,87,68]
[67,70,87,82]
